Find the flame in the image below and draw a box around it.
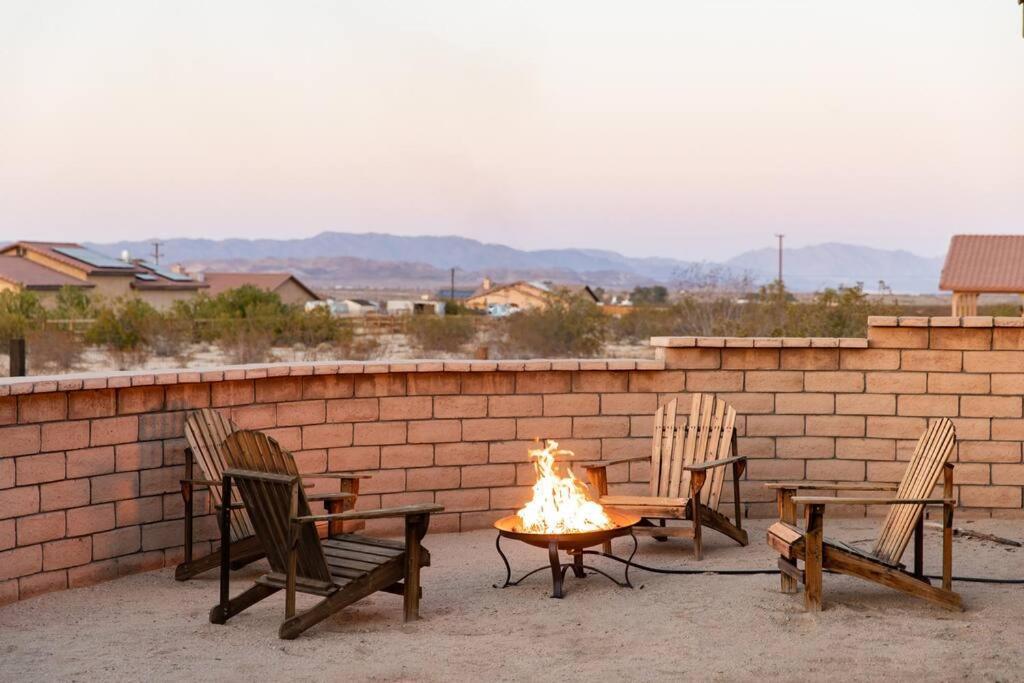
[515,440,614,534]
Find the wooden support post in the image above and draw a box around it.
[182,447,194,565]
[8,338,25,377]
[913,513,925,579]
[942,463,954,593]
[804,503,824,612]
[690,471,706,561]
[586,466,612,554]
[404,514,425,621]
[778,488,799,594]
[286,482,299,620]
[337,477,361,535]
[732,456,745,530]
[216,476,233,620]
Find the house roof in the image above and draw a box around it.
[468,280,598,302]
[939,235,1024,293]
[201,272,320,300]
[130,261,207,291]
[0,241,137,275]
[0,256,95,291]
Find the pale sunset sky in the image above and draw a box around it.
[0,1,1021,260]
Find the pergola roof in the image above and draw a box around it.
[939,235,1024,293]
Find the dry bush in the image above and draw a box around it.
[218,321,276,364]
[406,315,476,354]
[503,298,606,358]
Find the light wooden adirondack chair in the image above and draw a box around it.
[210,429,443,639]
[583,393,749,560]
[176,408,366,581]
[766,418,960,611]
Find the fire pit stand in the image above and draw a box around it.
[492,509,641,599]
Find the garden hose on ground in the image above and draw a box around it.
[581,550,1024,584]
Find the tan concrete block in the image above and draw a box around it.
[865,372,927,394]
[896,395,959,417]
[776,437,834,459]
[865,416,927,439]
[806,416,865,437]
[434,395,488,419]
[721,349,779,370]
[406,420,460,444]
[542,394,600,417]
[929,327,992,350]
[746,415,804,437]
[775,393,835,415]
[804,371,864,393]
[780,349,839,370]
[900,350,962,372]
[867,326,928,349]
[835,394,895,415]
[840,349,901,370]
[17,393,67,423]
[963,351,1024,373]
[836,438,894,460]
[661,348,721,370]
[961,395,1022,418]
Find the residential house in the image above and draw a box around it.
[939,235,1024,315]
[200,272,320,306]
[465,277,599,314]
[0,255,95,306]
[0,241,206,309]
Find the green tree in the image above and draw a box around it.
[630,285,668,306]
[85,297,159,369]
[0,290,45,340]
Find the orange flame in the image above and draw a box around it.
[515,440,613,534]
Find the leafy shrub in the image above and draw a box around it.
[503,297,606,357]
[85,297,159,369]
[406,314,477,353]
[0,290,45,341]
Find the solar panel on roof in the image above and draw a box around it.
[139,261,193,282]
[53,247,133,269]
[135,273,157,281]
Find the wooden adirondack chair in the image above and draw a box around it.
[766,418,960,611]
[211,429,443,639]
[176,408,366,581]
[583,393,749,560]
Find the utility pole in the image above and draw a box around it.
[151,239,164,265]
[774,234,785,286]
[450,267,456,300]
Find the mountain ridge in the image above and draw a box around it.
[86,232,944,293]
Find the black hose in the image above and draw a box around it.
[582,550,1024,584]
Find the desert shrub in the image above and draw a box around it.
[26,328,86,374]
[0,290,45,341]
[148,312,196,364]
[50,286,96,320]
[407,314,477,353]
[218,319,277,364]
[85,297,159,369]
[503,297,606,357]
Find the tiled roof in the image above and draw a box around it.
[940,235,1024,292]
[0,256,94,290]
[201,272,319,300]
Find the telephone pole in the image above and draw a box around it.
[774,234,784,286]
[151,240,164,265]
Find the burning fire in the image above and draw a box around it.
[515,440,614,534]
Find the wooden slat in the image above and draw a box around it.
[323,539,403,559]
[708,405,737,510]
[703,398,727,507]
[678,395,702,500]
[658,399,677,497]
[872,419,956,563]
[185,409,254,540]
[600,495,688,507]
[649,404,665,498]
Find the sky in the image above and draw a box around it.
[0,1,1021,261]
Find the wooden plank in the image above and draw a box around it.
[601,494,688,507]
[323,539,403,558]
[707,402,734,510]
[804,504,824,611]
[658,400,677,497]
[823,544,961,611]
[678,395,701,501]
[649,404,665,498]
[777,557,804,583]
[632,525,695,538]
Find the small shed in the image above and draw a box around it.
[939,235,1024,315]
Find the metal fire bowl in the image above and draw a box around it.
[493,508,641,550]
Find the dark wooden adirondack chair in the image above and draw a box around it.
[766,418,960,611]
[211,429,443,639]
[176,408,366,581]
[583,394,749,559]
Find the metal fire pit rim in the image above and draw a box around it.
[493,508,641,549]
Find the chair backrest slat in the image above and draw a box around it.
[650,394,737,508]
[184,408,254,541]
[872,418,956,564]
[222,430,332,584]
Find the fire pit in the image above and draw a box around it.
[493,440,640,598]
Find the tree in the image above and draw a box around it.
[630,285,668,306]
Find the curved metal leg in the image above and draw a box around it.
[493,532,512,588]
[549,541,564,598]
[571,550,586,578]
[624,531,639,589]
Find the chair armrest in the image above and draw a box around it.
[181,478,221,487]
[683,455,746,472]
[307,492,358,502]
[580,455,651,470]
[765,481,900,492]
[313,473,373,480]
[293,503,444,523]
[792,496,955,506]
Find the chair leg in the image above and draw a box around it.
[778,488,799,594]
[404,514,426,622]
[690,472,706,561]
[209,583,280,624]
[804,503,824,612]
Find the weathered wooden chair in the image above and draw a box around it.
[583,394,748,559]
[766,417,960,611]
[176,408,366,581]
[211,429,443,639]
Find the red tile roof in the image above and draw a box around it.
[940,235,1024,293]
[0,256,94,290]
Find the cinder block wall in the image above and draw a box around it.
[1,316,1022,604]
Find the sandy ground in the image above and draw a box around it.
[2,519,1023,682]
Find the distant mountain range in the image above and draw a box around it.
[87,232,945,293]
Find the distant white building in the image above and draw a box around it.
[340,299,381,316]
[386,300,445,316]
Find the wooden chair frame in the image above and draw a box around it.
[583,394,749,560]
[175,408,367,581]
[766,418,961,612]
[209,430,443,639]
